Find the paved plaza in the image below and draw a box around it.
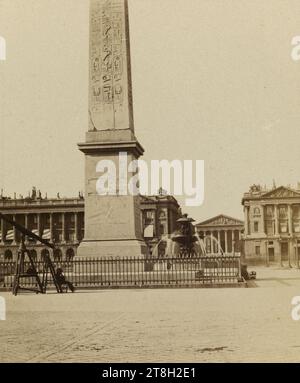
[1,266,300,363]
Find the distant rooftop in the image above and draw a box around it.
[0,186,180,207]
[0,187,84,204]
[242,183,300,203]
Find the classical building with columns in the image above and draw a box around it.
[196,214,244,254]
[0,188,85,262]
[140,193,182,253]
[242,184,300,266]
[0,188,181,261]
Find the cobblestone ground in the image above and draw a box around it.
[1,266,300,362]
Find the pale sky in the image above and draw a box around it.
[1,0,300,222]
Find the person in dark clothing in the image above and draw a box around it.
[55,268,75,293]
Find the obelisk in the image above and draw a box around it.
[77,0,147,258]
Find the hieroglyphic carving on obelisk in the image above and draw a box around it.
[89,0,134,132]
[78,0,147,258]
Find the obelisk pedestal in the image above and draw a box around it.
[77,0,147,258]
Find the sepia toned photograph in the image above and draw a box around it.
[1,0,300,367]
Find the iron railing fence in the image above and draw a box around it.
[0,255,242,290]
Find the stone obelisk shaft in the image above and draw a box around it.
[89,0,134,133]
[78,0,147,258]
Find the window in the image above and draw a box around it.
[280,221,288,233]
[144,211,154,225]
[41,249,50,261]
[255,246,260,256]
[68,233,75,242]
[266,206,274,218]
[66,248,75,261]
[266,221,274,236]
[279,206,287,218]
[146,211,154,219]
[253,207,260,215]
[53,249,62,262]
[4,250,13,261]
[294,221,300,233]
[254,222,259,232]
[293,206,300,219]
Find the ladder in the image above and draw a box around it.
[0,213,63,295]
[12,236,44,295]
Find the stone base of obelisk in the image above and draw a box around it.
[77,132,148,259]
[76,192,148,259]
[77,239,148,258]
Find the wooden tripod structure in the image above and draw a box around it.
[0,213,62,295]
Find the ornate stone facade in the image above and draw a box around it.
[0,189,84,262]
[196,214,244,254]
[140,194,182,253]
[0,189,180,261]
[242,185,300,266]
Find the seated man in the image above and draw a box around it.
[55,268,75,293]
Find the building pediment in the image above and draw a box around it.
[261,186,300,199]
[197,214,244,227]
